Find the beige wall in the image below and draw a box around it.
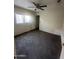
[39,3,64,35]
[14,6,36,35]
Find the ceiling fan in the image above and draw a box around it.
[29,0,61,11]
[32,2,47,11]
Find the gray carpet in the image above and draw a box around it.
[15,30,62,59]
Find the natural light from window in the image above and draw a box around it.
[15,14,24,24]
[15,14,32,24]
[25,15,32,23]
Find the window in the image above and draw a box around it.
[15,14,24,24]
[15,14,32,24]
[25,15,32,23]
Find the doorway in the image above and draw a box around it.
[36,15,40,29]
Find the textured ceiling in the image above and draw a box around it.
[14,0,64,11]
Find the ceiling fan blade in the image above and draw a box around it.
[32,2,37,6]
[40,5,47,7]
[57,0,61,3]
[39,8,44,10]
[27,6,35,8]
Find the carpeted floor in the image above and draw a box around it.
[15,30,62,59]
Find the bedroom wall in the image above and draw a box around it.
[14,6,36,35]
[39,3,64,35]
[39,3,64,59]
